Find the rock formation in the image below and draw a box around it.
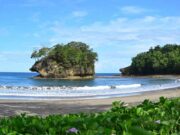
[30,42,97,79]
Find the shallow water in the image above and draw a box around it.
[0,72,179,100]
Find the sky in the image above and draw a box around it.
[0,0,180,73]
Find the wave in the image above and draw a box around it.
[0,84,141,91]
[0,81,179,99]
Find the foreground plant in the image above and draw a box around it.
[0,97,179,135]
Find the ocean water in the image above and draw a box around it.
[0,72,180,100]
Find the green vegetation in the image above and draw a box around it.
[30,41,98,78]
[0,97,179,135]
[120,44,180,75]
[31,41,98,69]
[31,47,50,60]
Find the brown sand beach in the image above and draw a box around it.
[0,88,179,117]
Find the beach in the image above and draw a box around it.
[0,88,179,117]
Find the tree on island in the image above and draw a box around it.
[30,41,98,78]
[31,47,50,61]
[120,44,180,75]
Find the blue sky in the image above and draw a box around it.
[0,0,180,73]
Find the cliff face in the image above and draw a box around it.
[30,58,95,79]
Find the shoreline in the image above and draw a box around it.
[0,88,179,116]
[0,84,178,101]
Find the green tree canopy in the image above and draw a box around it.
[121,44,180,75]
[31,47,50,60]
[31,41,98,69]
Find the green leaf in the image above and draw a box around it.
[128,127,153,135]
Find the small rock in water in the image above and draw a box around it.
[110,85,116,89]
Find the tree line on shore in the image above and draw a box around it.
[31,42,180,75]
[121,44,180,75]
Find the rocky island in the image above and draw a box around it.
[30,41,98,79]
[120,44,180,75]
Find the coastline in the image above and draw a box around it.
[0,87,179,116]
[33,75,94,80]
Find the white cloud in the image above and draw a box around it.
[120,6,146,14]
[38,15,180,72]
[72,11,88,18]
[49,16,180,45]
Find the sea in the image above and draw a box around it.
[0,72,180,100]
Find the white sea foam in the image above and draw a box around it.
[0,81,179,99]
[116,84,141,89]
[0,84,141,91]
[0,84,141,98]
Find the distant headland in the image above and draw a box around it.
[120,44,180,75]
[30,41,98,79]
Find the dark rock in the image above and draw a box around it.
[120,66,132,75]
[30,58,94,79]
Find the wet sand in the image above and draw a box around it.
[0,88,179,116]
